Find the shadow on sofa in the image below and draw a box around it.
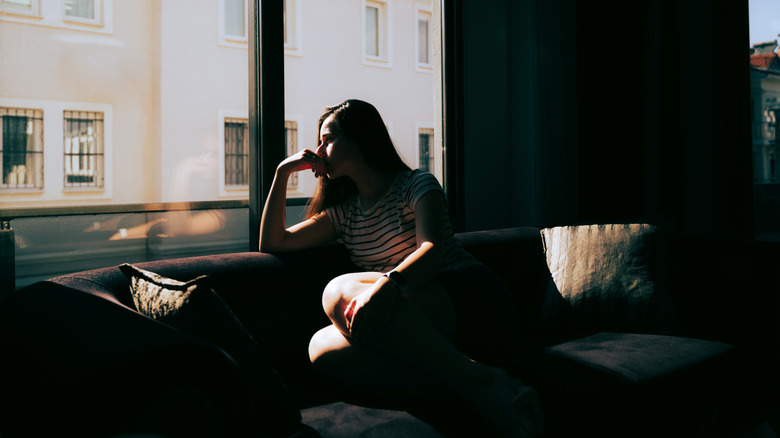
[0,225,777,437]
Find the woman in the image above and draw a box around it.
[259,99,543,438]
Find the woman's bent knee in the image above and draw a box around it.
[321,272,382,315]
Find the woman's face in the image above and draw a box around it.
[316,114,363,179]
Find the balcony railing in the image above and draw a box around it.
[0,200,251,295]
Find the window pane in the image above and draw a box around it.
[224,118,248,186]
[225,0,245,37]
[64,110,104,188]
[418,17,429,64]
[1,107,43,189]
[749,0,780,240]
[365,5,379,57]
[285,0,439,202]
[1,0,32,11]
[2,1,250,285]
[64,0,95,20]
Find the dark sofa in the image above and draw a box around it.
[1,225,777,438]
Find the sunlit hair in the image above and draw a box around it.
[306,99,410,219]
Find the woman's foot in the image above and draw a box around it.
[467,367,544,438]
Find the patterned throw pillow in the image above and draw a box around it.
[119,263,302,437]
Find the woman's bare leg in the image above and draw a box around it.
[308,272,543,437]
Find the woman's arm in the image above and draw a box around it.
[345,190,447,341]
[385,189,446,290]
[259,150,336,253]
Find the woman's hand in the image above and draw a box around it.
[277,149,326,178]
[344,277,400,344]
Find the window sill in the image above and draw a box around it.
[362,57,393,70]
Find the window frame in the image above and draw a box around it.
[62,0,103,26]
[415,3,433,73]
[0,107,44,192]
[0,0,39,18]
[219,0,249,48]
[249,0,452,249]
[218,109,250,196]
[62,109,105,190]
[283,0,302,57]
[0,0,112,33]
[0,98,112,201]
[416,123,435,173]
[361,0,393,69]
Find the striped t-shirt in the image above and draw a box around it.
[326,169,478,273]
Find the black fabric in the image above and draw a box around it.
[438,263,527,368]
[541,332,734,385]
[0,281,256,438]
[120,264,303,438]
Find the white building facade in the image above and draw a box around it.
[0,0,436,208]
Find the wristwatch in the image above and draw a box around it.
[383,271,409,295]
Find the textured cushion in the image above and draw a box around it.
[540,223,665,332]
[542,332,734,385]
[119,263,302,437]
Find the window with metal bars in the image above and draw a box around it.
[285,120,298,190]
[1,107,44,190]
[419,127,434,172]
[224,117,249,187]
[64,110,104,188]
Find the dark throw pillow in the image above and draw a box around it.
[119,263,302,437]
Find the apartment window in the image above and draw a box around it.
[418,127,434,172]
[0,0,39,16]
[283,0,302,56]
[363,0,391,68]
[415,5,432,71]
[63,0,101,25]
[1,107,43,190]
[224,117,249,187]
[285,120,298,191]
[220,0,247,46]
[63,110,104,188]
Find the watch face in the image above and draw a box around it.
[389,270,408,286]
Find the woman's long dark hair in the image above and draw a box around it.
[306,99,410,219]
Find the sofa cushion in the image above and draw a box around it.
[541,332,734,385]
[119,263,302,437]
[539,223,669,333]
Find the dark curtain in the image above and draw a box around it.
[574,1,753,238]
[509,0,578,228]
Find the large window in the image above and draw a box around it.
[0,107,43,190]
[1,0,442,289]
[284,0,437,202]
[749,0,780,240]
